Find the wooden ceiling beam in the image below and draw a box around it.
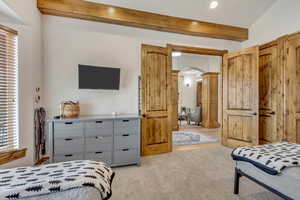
[37,0,248,42]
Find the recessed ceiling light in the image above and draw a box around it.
[172,52,182,57]
[210,1,218,9]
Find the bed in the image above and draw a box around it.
[232,142,300,200]
[0,160,115,200]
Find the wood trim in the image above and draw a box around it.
[167,44,228,56]
[0,24,17,35]
[37,0,248,42]
[259,40,278,50]
[202,72,220,76]
[0,148,27,165]
[34,156,50,166]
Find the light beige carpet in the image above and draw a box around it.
[111,146,282,200]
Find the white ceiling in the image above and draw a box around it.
[0,1,24,25]
[86,0,277,28]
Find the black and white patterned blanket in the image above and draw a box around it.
[232,142,300,175]
[0,160,115,200]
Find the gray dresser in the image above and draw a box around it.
[47,114,141,167]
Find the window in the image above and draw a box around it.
[0,25,18,151]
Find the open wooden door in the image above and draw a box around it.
[285,33,300,143]
[222,46,259,148]
[141,44,172,156]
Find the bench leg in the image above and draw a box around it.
[234,168,241,195]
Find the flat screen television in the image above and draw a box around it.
[78,65,120,90]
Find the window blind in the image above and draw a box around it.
[0,25,18,150]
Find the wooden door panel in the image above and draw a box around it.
[146,53,168,112]
[296,47,300,113]
[145,117,168,145]
[259,115,274,143]
[227,55,252,110]
[222,46,259,147]
[259,54,272,110]
[285,35,300,142]
[141,44,172,156]
[227,115,252,142]
[258,45,278,144]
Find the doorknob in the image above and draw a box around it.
[142,114,148,118]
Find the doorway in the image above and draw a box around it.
[168,45,226,151]
[141,44,227,156]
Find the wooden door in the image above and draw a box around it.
[259,45,279,144]
[171,70,179,131]
[285,33,300,143]
[202,72,220,128]
[196,82,202,107]
[141,44,172,156]
[222,46,259,148]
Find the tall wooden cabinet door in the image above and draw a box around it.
[141,44,172,156]
[171,70,179,131]
[259,45,279,144]
[197,82,202,107]
[222,46,259,148]
[285,34,300,143]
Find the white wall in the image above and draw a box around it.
[43,15,241,118]
[242,0,300,47]
[179,74,198,112]
[0,0,43,168]
[173,53,210,72]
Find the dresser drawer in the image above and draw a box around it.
[54,153,84,163]
[114,134,139,149]
[114,148,139,165]
[54,138,84,154]
[54,121,84,138]
[115,119,140,135]
[85,128,113,137]
[85,152,112,164]
[85,136,113,152]
[115,119,139,128]
[86,120,113,129]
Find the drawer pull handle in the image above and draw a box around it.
[95,152,103,154]
[122,120,130,122]
[122,134,130,137]
[95,136,104,140]
[122,149,130,151]
[96,121,103,124]
[65,122,73,125]
[65,154,73,157]
[65,138,73,141]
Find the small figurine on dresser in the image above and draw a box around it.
[60,100,80,118]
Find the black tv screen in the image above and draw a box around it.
[78,65,120,90]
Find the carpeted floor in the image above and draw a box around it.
[111,146,282,200]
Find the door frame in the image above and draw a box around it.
[166,44,228,147]
[140,43,228,155]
